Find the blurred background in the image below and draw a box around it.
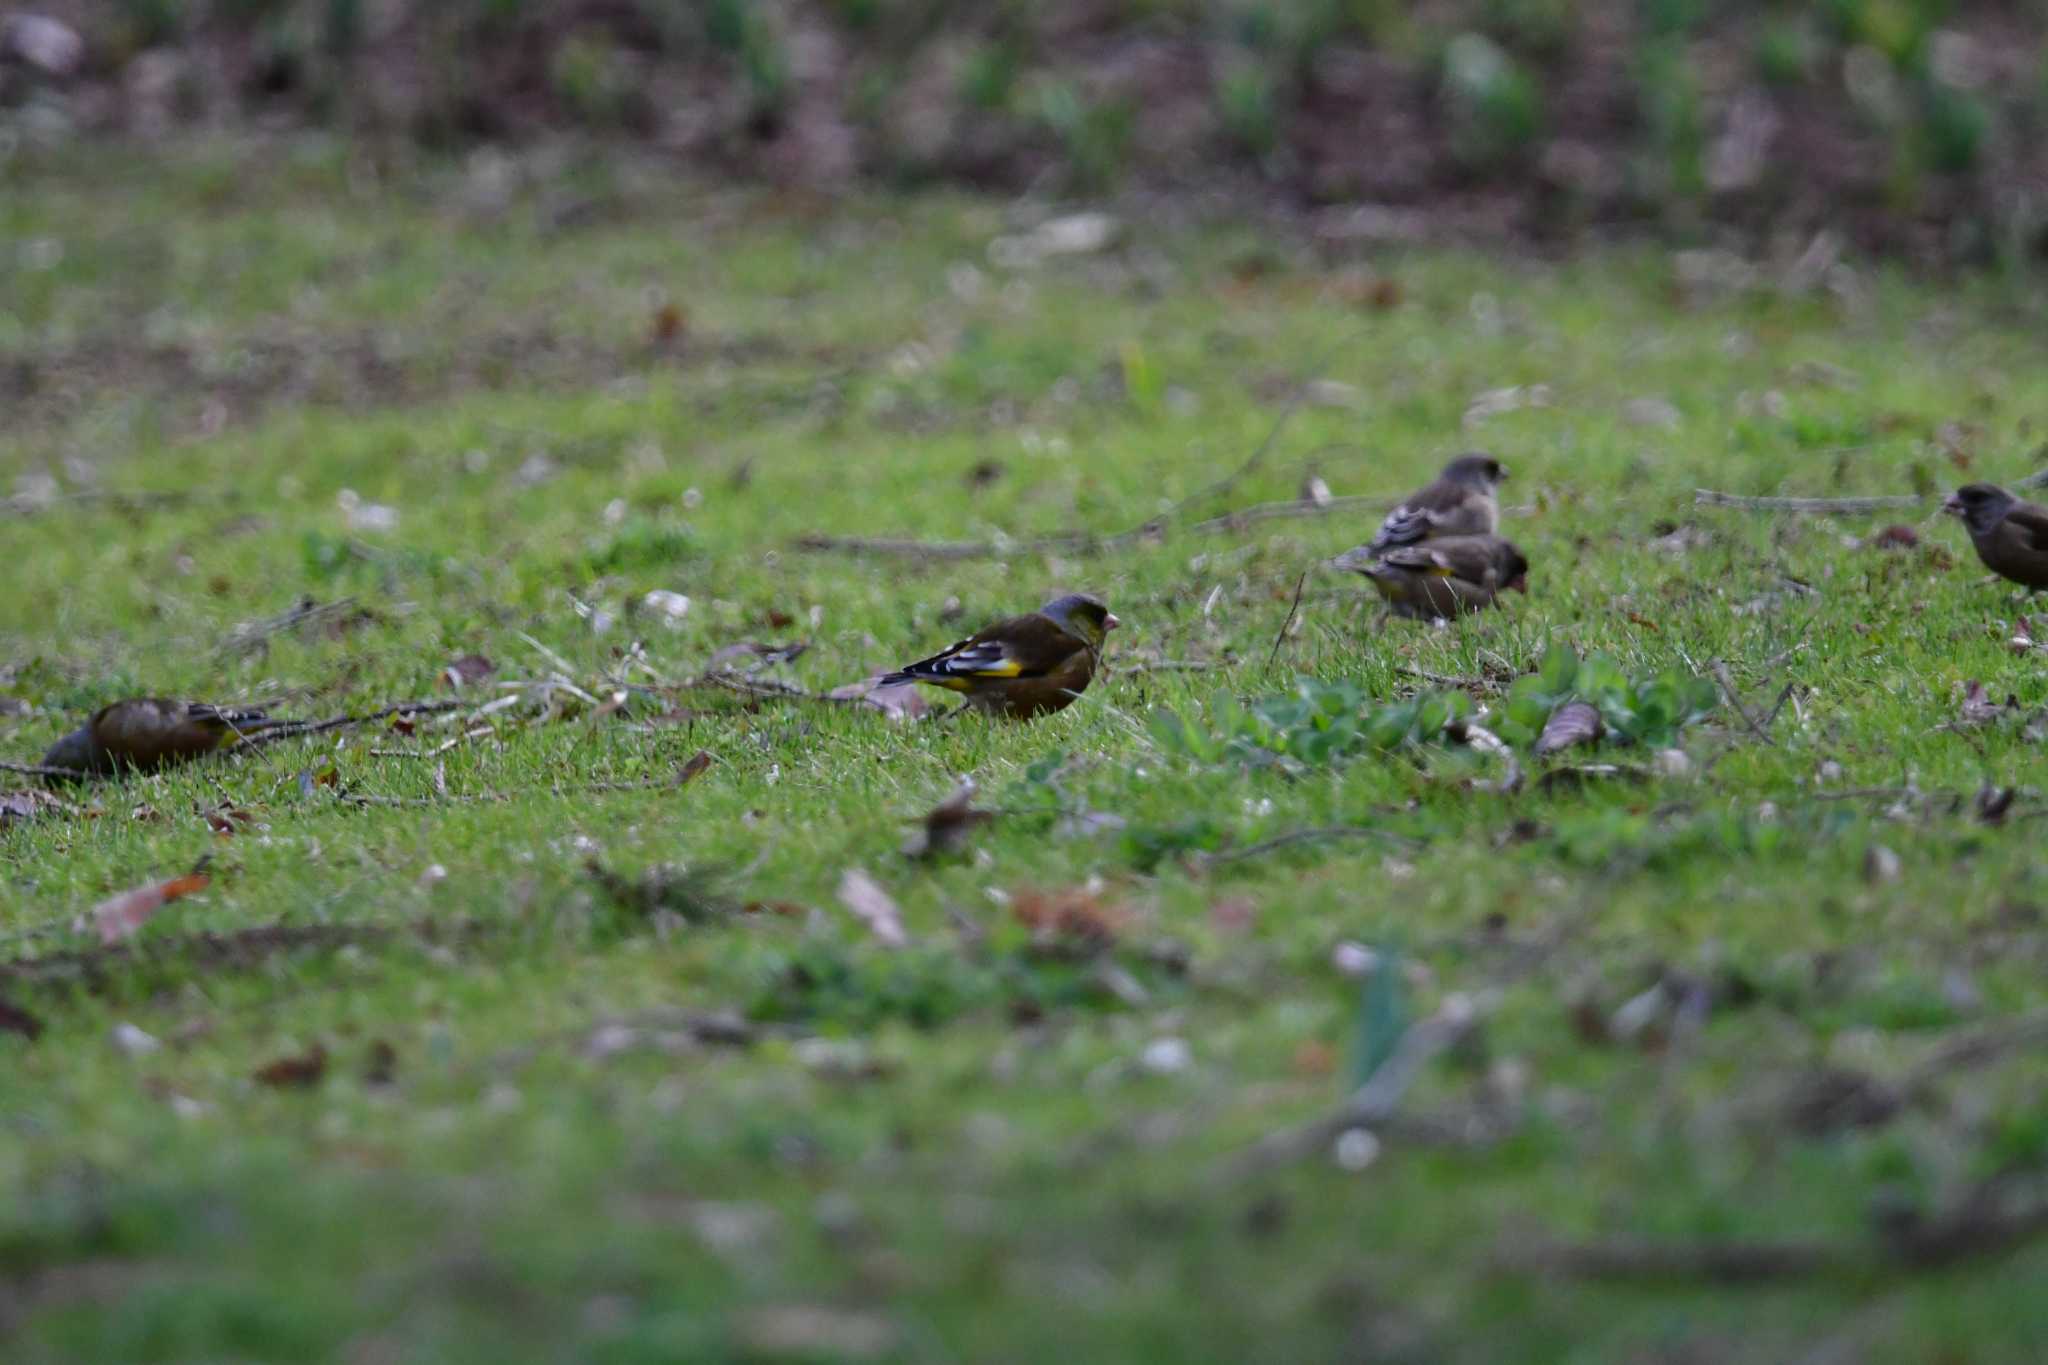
[6,0,2047,265]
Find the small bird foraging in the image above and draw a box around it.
[879,593,1119,719]
[1332,534,1528,621]
[1363,453,1507,558]
[1943,483,2048,591]
[41,699,277,780]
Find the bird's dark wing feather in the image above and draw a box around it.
[2003,503,2048,554]
[885,615,1085,684]
[1366,503,1434,555]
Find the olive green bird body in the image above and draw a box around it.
[881,594,1119,719]
[1333,534,1528,621]
[1944,483,2048,590]
[41,699,273,779]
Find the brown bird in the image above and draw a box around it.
[879,593,1119,719]
[1332,534,1528,621]
[1363,452,1507,558]
[1944,483,2048,590]
[41,700,276,780]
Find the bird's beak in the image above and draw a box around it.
[1104,613,1121,632]
[1496,467,1510,483]
[1941,493,1965,517]
[1507,576,1528,593]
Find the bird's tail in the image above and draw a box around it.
[190,705,276,740]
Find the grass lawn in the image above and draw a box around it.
[7,139,2048,1362]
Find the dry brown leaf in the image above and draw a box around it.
[441,654,496,689]
[901,782,992,860]
[651,301,687,348]
[836,868,906,947]
[253,1044,328,1089]
[1535,701,1605,757]
[1011,886,1125,953]
[2,788,68,826]
[677,750,715,785]
[828,674,933,722]
[1870,524,1919,550]
[92,871,211,945]
[203,803,256,837]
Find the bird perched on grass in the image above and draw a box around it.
[41,699,276,780]
[879,593,1119,719]
[1943,483,2048,590]
[1363,453,1507,558]
[1332,534,1528,621]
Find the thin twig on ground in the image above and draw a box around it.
[1711,660,1777,746]
[1266,571,1308,672]
[1193,823,1418,869]
[240,699,469,748]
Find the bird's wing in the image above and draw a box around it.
[1378,544,1461,577]
[1365,502,1434,555]
[891,616,1083,684]
[2004,503,2048,553]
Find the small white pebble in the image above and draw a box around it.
[1653,749,1692,778]
[1139,1038,1192,1076]
[1333,1127,1382,1172]
[1332,942,1379,977]
[110,1023,161,1057]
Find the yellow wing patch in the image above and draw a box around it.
[961,659,1025,678]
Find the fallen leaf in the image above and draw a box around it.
[828,674,933,722]
[202,803,255,836]
[1863,844,1902,884]
[1869,524,1919,550]
[253,1044,328,1089]
[2,788,67,826]
[1011,885,1124,954]
[0,994,43,1042]
[642,590,692,623]
[837,868,906,946]
[765,608,796,629]
[677,750,715,785]
[1535,701,1604,757]
[442,653,496,689]
[966,458,1006,489]
[901,782,992,860]
[1976,784,2016,826]
[1463,383,1552,430]
[92,870,211,945]
[651,301,686,347]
